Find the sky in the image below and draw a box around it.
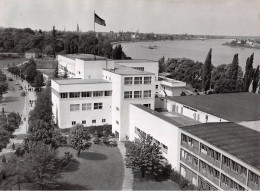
[0,0,260,36]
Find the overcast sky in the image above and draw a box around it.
[0,0,259,36]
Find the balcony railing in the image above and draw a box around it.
[199,168,219,186]
[199,152,221,168]
[181,142,199,155]
[221,165,247,185]
[248,181,260,191]
[180,157,198,171]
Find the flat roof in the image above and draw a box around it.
[60,54,106,61]
[114,59,156,63]
[52,78,110,85]
[133,104,200,127]
[181,122,260,171]
[104,65,154,76]
[166,92,260,122]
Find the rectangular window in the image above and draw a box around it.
[81,91,92,97]
[134,91,142,98]
[102,119,106,123]
[82,120,86,124]
[93,91,103,97]
[94,103,103,109]
[144,77,151,84]
[72,121,76,125]
[143,104,151,108]
[70,104,80,111]
[134,77,142,84]
[155,85,159,89]
[143,90,151,98]
[92,120,96,124]
[69,92,80,98]
[124,77,133,85]
[133,67,144,71]
[82,103,91,111]
[124,91,132,99]
[60,93,68,98]
[105,91,112,96]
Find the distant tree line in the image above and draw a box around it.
[159,50,260,94]
[0,27,130,60]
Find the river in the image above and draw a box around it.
[120,39,260,70]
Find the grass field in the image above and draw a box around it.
[56,145,124,190]
[132,171,180,191]
[0,58,28,68]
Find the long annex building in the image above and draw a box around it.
[51,54,260,190]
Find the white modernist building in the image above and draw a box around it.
[52,54,260,191]
[52,54,186,139]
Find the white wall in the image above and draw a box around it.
[238,121,260,132]
[129,104,181,170]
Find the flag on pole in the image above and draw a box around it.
[94,13,106,26]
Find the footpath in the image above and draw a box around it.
[117,141,134,191]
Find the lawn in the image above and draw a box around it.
[132,171,181,191]
[56,144,124,190]
[0,58,28,68]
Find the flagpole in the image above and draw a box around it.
[94,11,96,60]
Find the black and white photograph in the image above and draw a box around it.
[0,0,259,191]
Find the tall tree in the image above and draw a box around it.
[125,134,165,178]
[202,49,213,92]
[33,71,44,91]
[25,64,38,84]
[227,53,239,81]
[69,124,92,157]
[53,63,59,78]
[243,53,254,92]
[252,65,259,93]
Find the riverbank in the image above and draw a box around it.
[223,42,260,49]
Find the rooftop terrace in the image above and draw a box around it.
[60,54,106,61]
[166,92,260,122]
[104,65,154,75]
[133,104,200,127]
[53,78,110,85]
[181,122,260,171]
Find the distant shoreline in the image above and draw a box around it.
[223,43,260,49]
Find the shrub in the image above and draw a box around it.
[101,137,109,145]
[108,139,117,147]
[93,137,101,144]
[61,151,74,168]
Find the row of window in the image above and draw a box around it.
[124,76,152,85]
[133,67,144,71]
[124,90,151,99]
[70,103,103,111]
[201,143,221,161]
[200,160,220,179]
[181,149,198,166]
[72,119,106,126]
[181,134,199,149]
[222,155,247,176]
[135,127,168,153]
[221,174,245,190]
[60,91,112,99]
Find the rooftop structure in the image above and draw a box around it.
[52,78,110,85]
[166,92,260,122]
[103,65,154,75]
[60,54,106,61]
[133,104,200,127]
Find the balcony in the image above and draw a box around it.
[248,181,260,191]
[199,152,221,168]
[180,157,198,171]
[220,183,232,191]
[221,165,247,185]
[181,142,199,155]
[199,168,220,186]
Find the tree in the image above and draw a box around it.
[202,49,213,92]
[243,53,254,92]
[158,56,165,73]
[252,65,259,93]
[112,44,131,59]
[33,71,44,91]
[0,70,8,100]
[69,124,92,157]
[25,64,38,84]
[63,67,68,78]
[29,87,53,124]
[125,134,165,178]
[6,112,22,133]
[227,54,239,81]
[53,63,59,78]
[214,78,237,94]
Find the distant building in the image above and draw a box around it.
[25,48,41,59]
